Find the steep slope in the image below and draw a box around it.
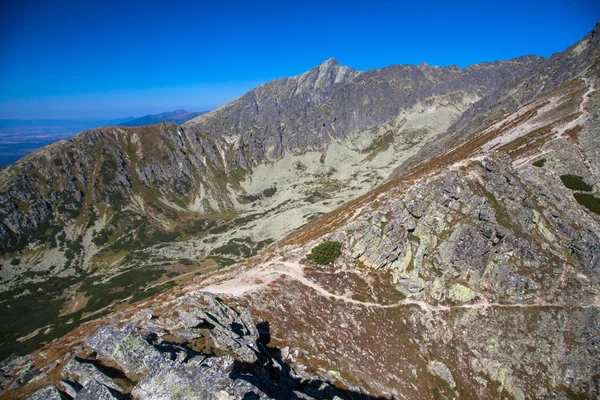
[185,56,541,163]
[0,54,544,360]
[1,22,599,394]
[195,53,600,399]
[3,56,598,399]
[400,18,600,170]
[120,109,207,126]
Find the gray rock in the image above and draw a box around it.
[63,357,121,391]
[179,292,260,363]
[428,361,456,388]
[27,385,64,400]
[132,355,269,400]
[85,325,162,375]
[57,380,79,398]
[74,379,121,400]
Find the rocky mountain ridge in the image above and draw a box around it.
[0,44,553,361]
[1,20,599,400]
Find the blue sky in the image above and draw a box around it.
[0,0,598,119]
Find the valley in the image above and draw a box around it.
[1,19,600,400]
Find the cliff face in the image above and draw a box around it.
[1,21,600,400]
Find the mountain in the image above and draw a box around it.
[1,20,600,399]
[119,109,207,126]
[0,118,135,167]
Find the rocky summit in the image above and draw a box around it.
[1,20,600,400]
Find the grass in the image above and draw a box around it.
[212,237,273,259]
[573,193,600,215]
[79,267,165,313]
[560,174,593,191]
[0,275,82,361]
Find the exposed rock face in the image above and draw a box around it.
[185,56,541,164]
[2,18,600,400]
[0,27,557,361]
[22,292,352,400]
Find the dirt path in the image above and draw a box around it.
[200,258,599,312]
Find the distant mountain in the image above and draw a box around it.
[0,117,134,129]
[120,109,207,126]
[0,117,135,166]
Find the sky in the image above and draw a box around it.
[0,0,598,119]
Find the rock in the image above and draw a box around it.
[63,357,121,392]
[179,292,260,363]
[85,325,162,375]
[26,385,64,400]
[396,277,426,297]
[57,380,79,398]
[74,379,121,400]
[478,203,496,223]
[132,355,269,400]
[428,361,456,388]
[449,283,478,303]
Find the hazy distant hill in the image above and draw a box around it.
[120,109,207,126]
[0,117,134,166]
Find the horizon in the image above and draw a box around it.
[0,0,598,119]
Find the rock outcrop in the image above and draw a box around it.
[23,292,352,400]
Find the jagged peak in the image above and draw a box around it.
[320,57,340,67]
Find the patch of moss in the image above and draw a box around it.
[560,174,592,191]
[573,193,600,215]
[532,158,546,167]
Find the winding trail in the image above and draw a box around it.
[200,259,599,313]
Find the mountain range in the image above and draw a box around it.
[0,20,599,400]
[119,110,207,127]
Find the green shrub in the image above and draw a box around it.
[262,186,277,198]
[532,158,546,167]
[307,241,342,265]
[560,174,593,191]
[574,193,600,215]
[10,258,20,266]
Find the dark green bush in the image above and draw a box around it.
[262,186,277,198]
[574,193,600,215]
[307,241,342,265]
[560,174,592,191]
[532,158,546,167]
[10,258,20,266]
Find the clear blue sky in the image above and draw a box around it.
[0,0,598,119]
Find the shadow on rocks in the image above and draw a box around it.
[231,321,393,400]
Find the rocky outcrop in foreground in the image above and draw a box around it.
[21,292,357,400]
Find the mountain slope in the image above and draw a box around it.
[179,49,600,399]
[0,22,599,397]
[3,48,599,399]
[120,109,207,126]
[399,18,600,171]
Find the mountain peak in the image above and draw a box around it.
[321,57,340,67]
